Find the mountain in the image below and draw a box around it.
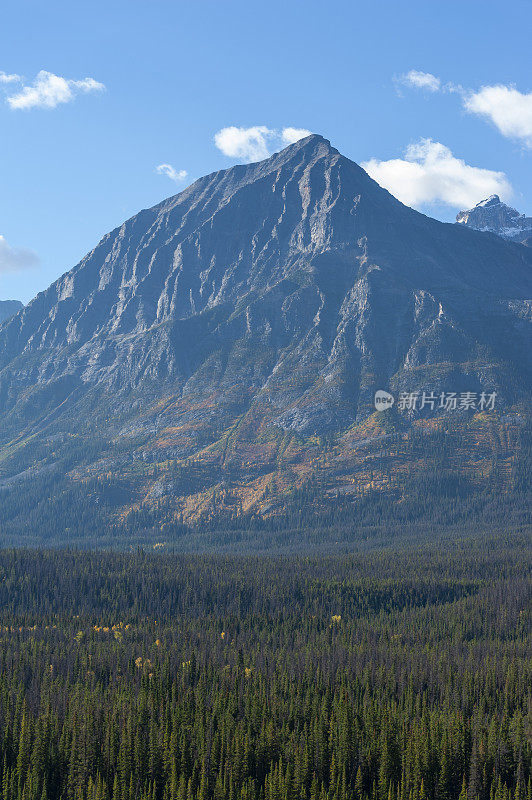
[456,195,532,245]
[0,135,530,546]
[0,300,23,324]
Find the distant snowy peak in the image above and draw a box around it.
[456,195,532,245]
[476,195,505,209]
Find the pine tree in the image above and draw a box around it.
[356,766,364,800]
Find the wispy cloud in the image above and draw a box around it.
[0,71,21,84]
[399,70,441,93]
[396,69,462,96]
[3,70,105,110]
[397,70,532,148]
[155,164,188,183]
[214,126,311,162]
[463,85,532,148]
[0,235,39,274]
[362,139,512,210]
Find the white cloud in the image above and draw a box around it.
[362,139,512,210]
[397,74,532,147]
[0,235,39,274]
[463,85,532,148]
[5,70,105,110]
[400,70,441,93]
[155,164,188,183]
[214,126,271,161]
[0,71,21,84]
[214,126,312,162]
[281,127,312,145]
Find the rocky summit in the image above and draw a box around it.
[456,195,532,246]
[0,135,531,543]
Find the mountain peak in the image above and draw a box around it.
[248,132,338,170]
[0,136,531,425]
[287,133,333,150]
[456,195,532,244]
[0,136,531,533]
[161,133,343,213]
[477,194,501,207]
[256,132,338,166]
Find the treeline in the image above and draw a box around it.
[0,545,529,800]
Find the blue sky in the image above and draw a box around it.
[1,0,531,303]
